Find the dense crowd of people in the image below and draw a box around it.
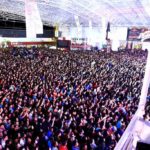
[144,88,150,122]
[0,48,147,150]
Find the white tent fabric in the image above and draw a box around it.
[0,0,150,27]
[0,0,150,48]
[25,0,43,38]
[61,26,127,48]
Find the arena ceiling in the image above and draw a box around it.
[0,0,150,27]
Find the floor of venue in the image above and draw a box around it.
[0,48,147,150]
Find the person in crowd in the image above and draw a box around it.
[0,47,147,149]
[144,89,150,121]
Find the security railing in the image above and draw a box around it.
[114,109,143,150]
[115,49,150,150]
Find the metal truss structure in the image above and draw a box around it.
[0,0,150,27]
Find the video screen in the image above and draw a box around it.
[57,40,71,48]
[127,27,148,41]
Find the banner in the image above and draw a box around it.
[119,41,127,50]
[127,27,148,41]
[132,42,142,50]
[25,0,43,38]
[139,30,150,41]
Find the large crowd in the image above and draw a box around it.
[144,87,150,122]
[0,48,147,150]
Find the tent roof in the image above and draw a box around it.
[0,0,150,27]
